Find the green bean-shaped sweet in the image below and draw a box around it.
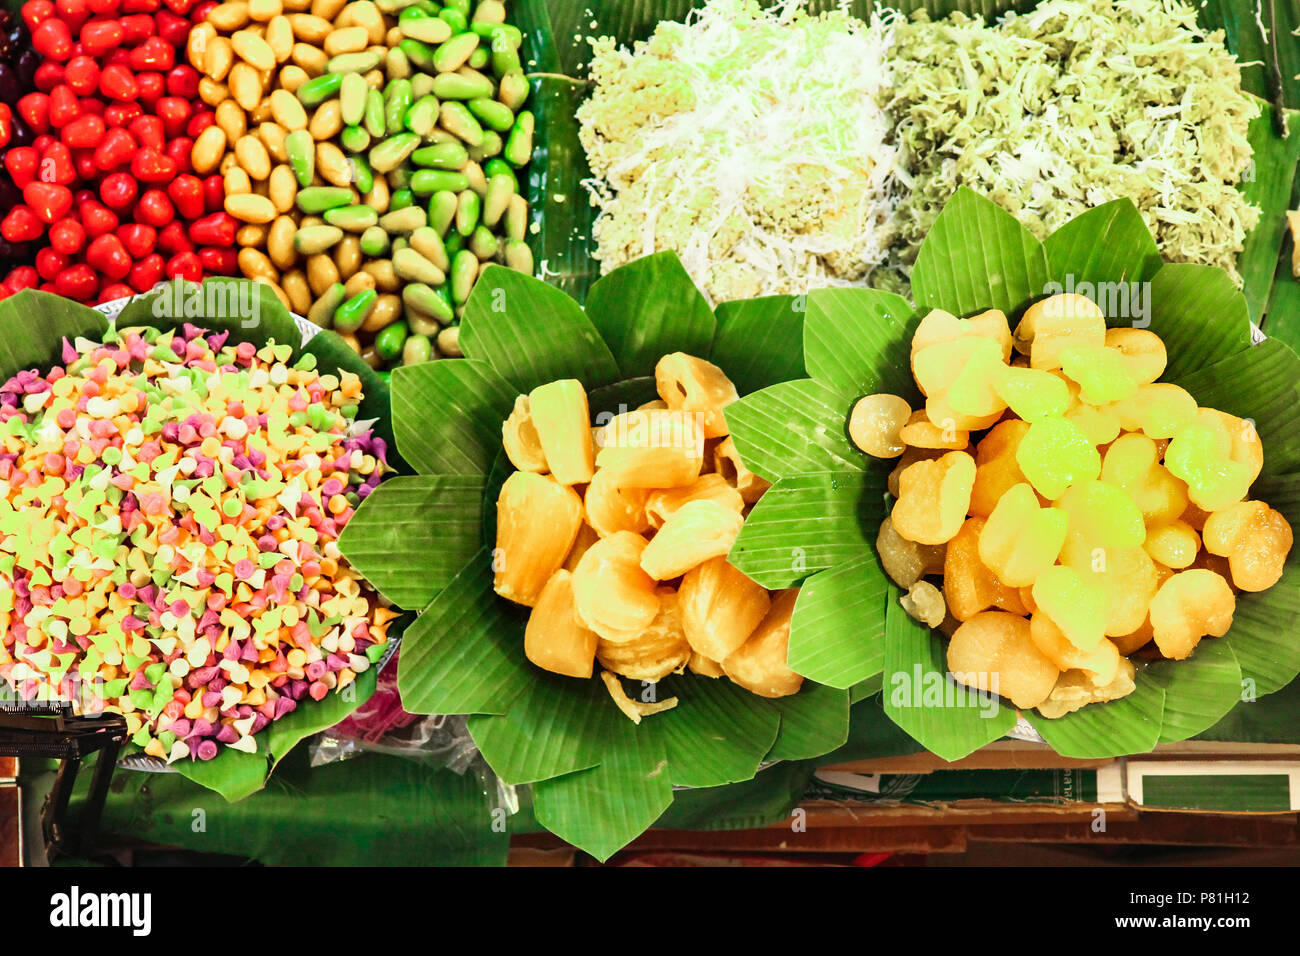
[433,32,480,73]
[439,102,484,147]
[294,224,345,255]
[482,173,514,227]
[490,34,521,77]
[404,95,440,138]
[340,124,371,153]
[402,282,453,323]
[389,189,416,212]
[483,159,517,190]
[411,169,470,195]
[466,131,503,162]
[412,141,469,169]
[297,72,342,106]
[409,226,450,270]
[297,186,355,213]
[285,129,315,187]
[307,282,346,327]
[324,205,379,231]
[348,154,374,193]
[385,47,411,80]
[374,321,410,361]
[437,8,468,36]
[334,289,379,332]
[393,246,446,285]
[368,132,420,173]
[468,97,514,133]
[467,47,489,71]
[364,88,386,138]
[431,72,493,100]
[468,225,498,260]
[399,9,451,44]
[408,312,440,337]
[455,189,480,236]
[503,110,533,167]
[427,190,458,236]
[359,225,390,257]
[398,38,436,72]
[384,79,413,136]
[450,249,478,304]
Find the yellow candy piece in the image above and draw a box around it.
[1012,294,1106,370]
[1104,328,1167,385]
[924,393,1003,433]
[947,610,1059,709]
[1029,613,1121,684]
[1031,564,1109,651]
[911,307,1013,362]
[1149,568,1235,660]
[977,483,1068,587]
[1100,433,1188,526]
[912,336,1003,400]
[898,409,969,450]
[1055,480,1145,550]
[947,347,1009,418]
[1064,402,1121,447]
[891,450,976,545]
[1107,383,1197,439]
[1058,542,1159,638]
[1144,519,1201,569]
[943,517,1029,621]
[969,419,1030,518]
[1015,416,1101,500]
[1202,500,1293,592]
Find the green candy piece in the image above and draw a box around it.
[1016,416,1102,499]
[482,157,517,188]
[359,225,390,257]
[404,94,441,137]
[389,189,416,212]
[335,290,379,332]
[411,169,470,195]
[503,109,533,167]
[437,8,468,34]
[297,72,343,106]
[384,78,413,136]
[1165,424,1254,512]
[468,225,498,260]
[287,130,316,188]
[467,96,514,132]
[402,282,453,323]
[413,141,469,169]
[340,72,369,126]
[364,87,386,138]
[397,37,436,72]
[450,249,478,304]
[340,124,371,154]
[439,101,484,147]
[368,132,420,173]
[489,36,521,77]
[348,154,374,194]
[296,185,355,213]
[431,72,493,100]
[324,204,379,231]
[994,365,1070,422]
[328,50,384,74]
[428,190,458,235]
[375,320,410,360]
[455,189,480,236]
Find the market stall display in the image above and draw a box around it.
[0,0,1298,867]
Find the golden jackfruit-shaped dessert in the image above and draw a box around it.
[596,587,692,681]
[571,530,660,640]
[494,472,584,606]
[645,474,744,529]
[679,556,771,662]
[655,352,740,438]
[640,499,745,581]
[524,570,598,678]
[712,435,770,503]
[502,395,548,473]
[595,408,705,488]
[584,468,650,537]
[528,379,595,485]
[722,589,804,698]
[1012,293,1106,370]
[947,610,1059,709]
[562,523,600,573]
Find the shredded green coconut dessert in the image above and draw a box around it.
[577,0,903,303]
[889,0,1260,283]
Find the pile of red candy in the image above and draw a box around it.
[0,0,237,305]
